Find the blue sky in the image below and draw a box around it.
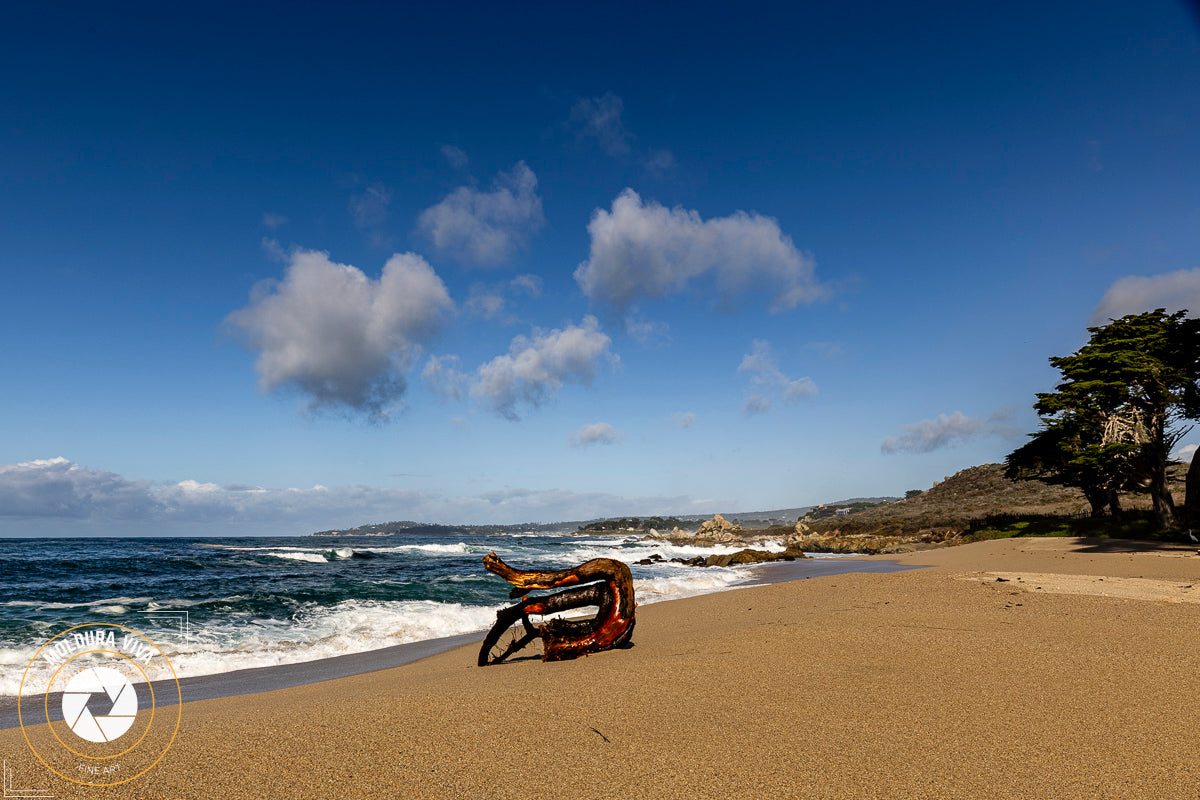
[3,0,1199,536]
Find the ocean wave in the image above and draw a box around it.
[207,544,379,563]
[633,568,749,604]
[22,596,153,611]
[145,595,250,609]
[0,646,42,696]
[91,605,128,615]
[263,551,328,563]
[528,539,785,567]
[1,597,504,696]
[357,542,476,555]
[0,564,757,696]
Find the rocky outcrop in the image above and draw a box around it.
[641,514,746,544]
[695,513,742,541]
[779,526,956,555]
[636,512,956,561]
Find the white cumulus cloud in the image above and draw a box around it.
[462,274,545,323]
[575,189,830,312]
[471,316,615,420]
[569,422,623,448]
[881,411,987,454]
[1091,268,1200,323]
[422,355,468,400]
[463,286,507,321]
[225,248,454,421]
[737,339,818,413]
[417,161,545,266]
[0,457,159,519]
[1171,443,1198,463]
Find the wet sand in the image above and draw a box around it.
[3,537,1198,798]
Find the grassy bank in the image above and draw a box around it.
[960,512,1172,544]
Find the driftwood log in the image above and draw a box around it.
[478,552,636,666]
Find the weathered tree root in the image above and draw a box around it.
[479,553,636,665]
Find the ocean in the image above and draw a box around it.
[0,531,840,696]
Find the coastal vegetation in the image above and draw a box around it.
[575,516,686,533]
[1004,309,1200,528]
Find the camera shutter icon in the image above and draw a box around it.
[61,667,139,743]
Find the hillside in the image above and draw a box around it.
[802,462,1189,540]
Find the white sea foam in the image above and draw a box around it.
[0,647,41,696]
[91,605,128,615]
[1,598,504,696]
[359,542,475,555]
[532,539,785,568]
[29,597,153,611]
[167,598,503,676]
[211,542,480,560]
[145,595,251,609]
[264,551,328,563]
[633,568,749,604]
[0,564,759,696]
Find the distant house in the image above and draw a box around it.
[835,507,852,517]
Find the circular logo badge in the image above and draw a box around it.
[18,624,181,787]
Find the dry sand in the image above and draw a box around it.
[4,537,1199,799]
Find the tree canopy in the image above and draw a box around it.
[1005,309,1200,528]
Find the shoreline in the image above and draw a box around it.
[0,554,915,731]
[6,537,1198,798]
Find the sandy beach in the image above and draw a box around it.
[4,536,1199,799]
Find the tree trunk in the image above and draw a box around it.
[1106,487,1122,517]
[1083,486,1107,517]
[1148,462,1177,529]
